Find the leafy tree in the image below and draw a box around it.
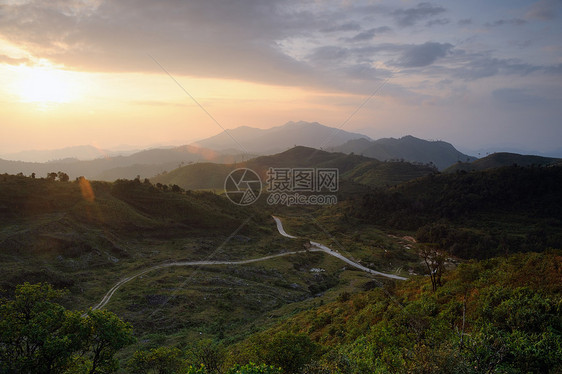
[0,283,134,374]
[47,172,58,181]
[0,283,82,373]
[249,332,321,373]
[171,184,183,193]
[127,346,186,374]
[81,309,135,373]
[57,172,70,182]
[189,339,225,374]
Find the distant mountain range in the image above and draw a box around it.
[0,145,246,180]
[8,121,558,182]
[191,121,371,154]
[444,152,562,173]
[329,136,477,171]
[0,145,137,163]
[1,121,475,180]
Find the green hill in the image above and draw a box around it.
[229,250,562,373]
[342,164,562,259]
[444,152,562,173]
[151,146,437,190]
[0,173,411,352]
[0,174,268,293]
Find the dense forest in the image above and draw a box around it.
[345,166,562,259]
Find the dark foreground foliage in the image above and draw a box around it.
[348,165,562,259]
[1,253,560,373]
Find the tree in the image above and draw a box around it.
[0,283,83,373]
[47,172,58,181]
[57,171,70,182]
[190,339,225,374]
[0,283,134,374]
[419,244,445,292]
[249,332,320,373]
[81,309,135,373]
[127,346,186,374]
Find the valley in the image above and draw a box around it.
[1,127,561,373]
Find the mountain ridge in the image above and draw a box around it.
[444,152,562,173]
[151,145,437,190]
[191,121,371,154]
[330,135,477,170]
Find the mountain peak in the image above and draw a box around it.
[192,121,370,154]
[332,135,476,170]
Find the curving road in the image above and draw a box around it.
[272,216,407,281]
[92,215,406,310]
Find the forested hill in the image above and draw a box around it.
[152,146,437,190]
[444,152,562,173]
[345,165,562,259]
[231,250,562,373]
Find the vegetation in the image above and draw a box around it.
[152,146,436,191]
[0,282,134,373]
[346,165,562,259]
[229,251,562,373]
[444,152,562,173]
[3,250,559,373]
[1,160,561,373]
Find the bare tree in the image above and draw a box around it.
[419,244,445,291]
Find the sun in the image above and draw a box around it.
[15,65,78,106]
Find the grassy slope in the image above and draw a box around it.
[0,174,415,352]
[229,250,562,372]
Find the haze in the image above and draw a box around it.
[1,0,561,155]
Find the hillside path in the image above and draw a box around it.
[272,216,407,281]
[92,216,406,310]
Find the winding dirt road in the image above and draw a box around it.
[272,216,407,281]
[92,215,406,310]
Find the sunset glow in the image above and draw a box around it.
[0,1,560,156]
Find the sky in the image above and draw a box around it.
[0,0,561,156]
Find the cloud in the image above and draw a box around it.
[545,63,562,74]
[0,0,559,102]
[307,46,350,64]
[321,22,361,33]
[0,0,321,86]
[426,18,450,27]
[492,88,546,106]
[394,42,453,67]
[458,18,472,25]
[510,40,533,49]
[485,18,527,27]
[344,27,391,43]
[433,51,547,80]
[525,0,559,21]
[0,54,29,65]
[391,2,446,27]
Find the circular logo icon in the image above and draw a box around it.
[224,168,262,206]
